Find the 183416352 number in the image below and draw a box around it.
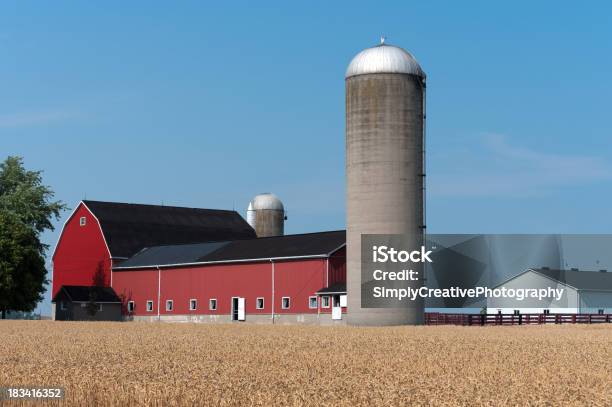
[1,387,65,400]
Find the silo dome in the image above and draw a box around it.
[249,193,284,211]
[247,193,285,237]
[345,43,426,79]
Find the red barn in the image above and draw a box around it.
[112,231,346,324]
[52,200,348,324]
[51,201,256,308]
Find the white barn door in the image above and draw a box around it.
[238,297,246,321]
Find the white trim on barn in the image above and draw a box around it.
[113,254,330,271]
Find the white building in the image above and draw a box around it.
[488,268,612,314]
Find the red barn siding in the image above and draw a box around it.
[112,258,329,317]
[52,204,111,297]
[112,269,159,314]
[160,262,272,315]
[328,246,346,286]
[274,259,326,314]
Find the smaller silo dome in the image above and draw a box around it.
[249,193,284,211]
[345,43,426,79]
[247,193,285,237]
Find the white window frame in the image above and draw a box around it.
[79,216,86,226]
[256,297,265,310]
[127,301,135,313]
[308,296,318,309]
[281,297,290,310]
[322,296,330,308]
[189,299,197,311]
[209,298,217,311]
[146,300,153,312]
[166,300,174,312]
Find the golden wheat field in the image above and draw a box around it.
[1,321,611,406]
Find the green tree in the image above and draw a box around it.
[0,212,47,318]
[0,156,66,318]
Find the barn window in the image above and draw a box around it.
[513,310,520,315]
[309,296,317,309]
[209,299,217,311]
[127,301,135,313]
[281,297,290,309]
[80,216,86,226]
[543,309,550,315]
[166,300,173,312]
[189,299,197,311]
[322,296,330,308]
[60,301,67,310]
[256,297,264,309]
[97,304,103,311]
[146,300,153,312]
[598,309,605,315]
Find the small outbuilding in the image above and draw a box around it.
[488,268,612,314]
[52,285,122,321]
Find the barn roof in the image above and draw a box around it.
[531,268,612,291]
[52,285,121,303]
[82,200,256,258]
[316,282,346,294]
[113,230,346,269]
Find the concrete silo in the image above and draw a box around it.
[247,193,286,237]
[345,39,426,325]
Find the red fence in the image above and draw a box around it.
[425,312,612,326]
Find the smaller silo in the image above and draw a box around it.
[246,193,286,237]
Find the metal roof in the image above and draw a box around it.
[346,43,426,79]
[114,230,346,270]
[114,241,230,269]
[82,200,256,258]
[316,282,346,294]
[248,193,284,211]
[531,268,612,291]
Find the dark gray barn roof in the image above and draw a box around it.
[114,230,346,270]
[316,282,346,294]
[532,268,612,291]
[52,285,121,303]
[83,200,256,258]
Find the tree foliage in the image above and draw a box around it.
[0,212,46,317]
[0,156,65,236]
[0,156,66,318]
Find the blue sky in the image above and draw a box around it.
[1,1,611,314]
